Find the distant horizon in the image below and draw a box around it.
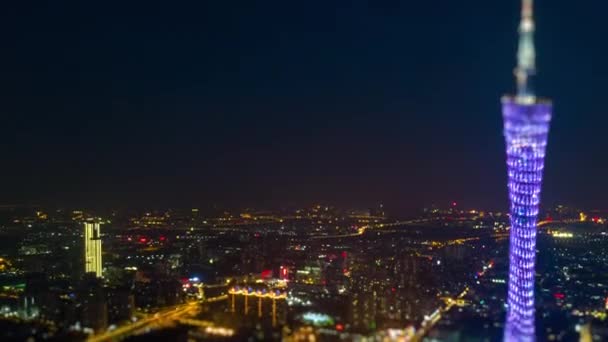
[0,200,600,215]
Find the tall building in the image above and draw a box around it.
[502,1,552,341]
[79,273,108,333]
[84,222,103,278]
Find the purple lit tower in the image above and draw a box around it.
[503,0,552,341]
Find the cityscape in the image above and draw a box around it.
[3,0,608,341]
[1,204,607,341]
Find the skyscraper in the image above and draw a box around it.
[503,1,552,341]
[84,222,103,278]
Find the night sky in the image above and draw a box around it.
[2,1,608,212]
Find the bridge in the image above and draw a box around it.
[228,288,286,326]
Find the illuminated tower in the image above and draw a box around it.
[84,222,103,278]
[503,1,552,341]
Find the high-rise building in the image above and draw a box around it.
[84,222,103,278]
[502,1,552,341]
[79,273,108,333]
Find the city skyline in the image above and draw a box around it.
[0,201,605,341]
[2,1,608,210]
[2,1,608,341]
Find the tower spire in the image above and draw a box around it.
[515,0,536,102]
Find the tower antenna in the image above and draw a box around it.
[515,0,536,102]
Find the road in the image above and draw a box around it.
[88,295,228,342]
[88,301,199,342]
[412,287,469,342]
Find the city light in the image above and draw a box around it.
[551,231,574,239]
[301,312,335,326]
